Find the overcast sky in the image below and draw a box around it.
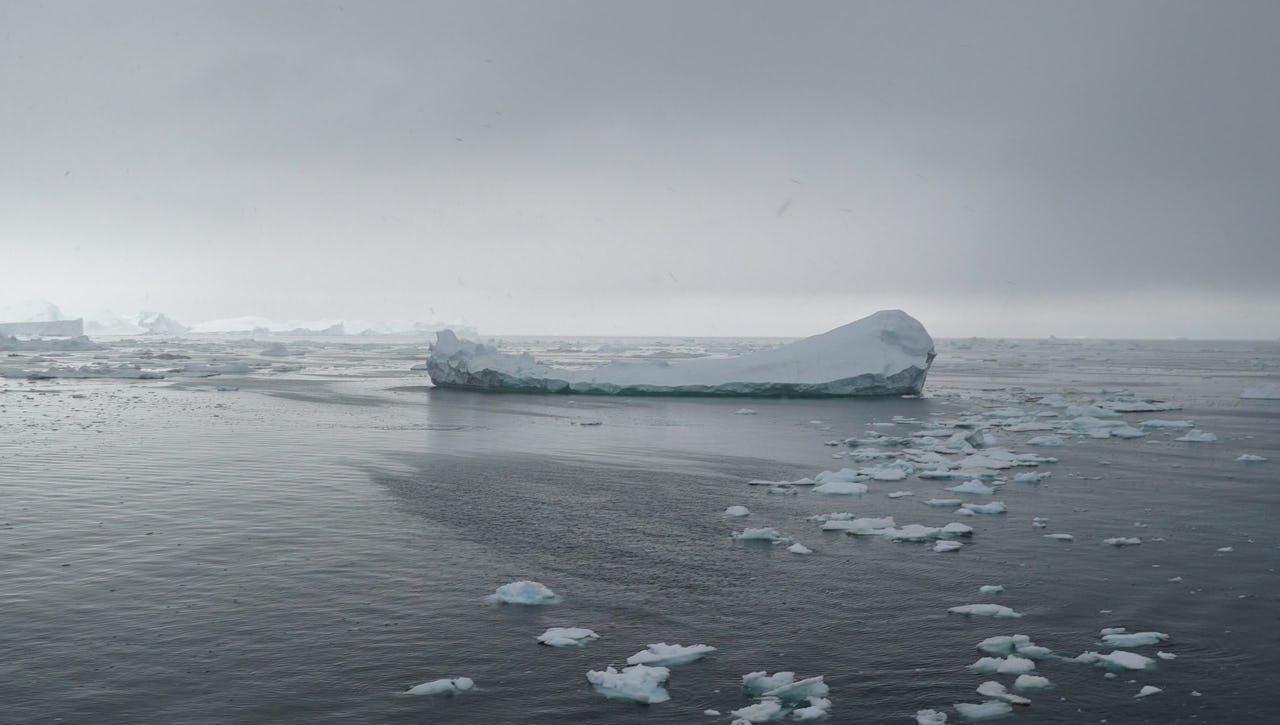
[3,0,1277,337]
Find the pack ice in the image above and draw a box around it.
[424,310,935,396]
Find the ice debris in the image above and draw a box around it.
[1099,631,1169,647]
[979,585,1004,594]
[1175,429,1217,442]
[916,709,949,724]
[537,627,599,647]
[733,528,785,542]
[1074,650,1155,671]
[723,505,751,517]
[953,700,1013,720]
[788,542,813,554]
[626,643,716,666]
[934,540,963,552]
[1237,454,1266,462]
[968,655,1036,675]
[976,681,1030,705]
[1013,674,1052,691]
[1135,685,1163,698]
[1103,537,1141,547]
[485,580,561,605]
[585,664,671,703]
[948,480,996,495]
[948,604,1023,618]
[406,677,475,696]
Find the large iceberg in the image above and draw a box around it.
[425,310,935,396]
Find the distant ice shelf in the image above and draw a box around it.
[424,309,935,397]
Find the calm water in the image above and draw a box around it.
[2,336,1278,723]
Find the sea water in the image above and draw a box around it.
[2,336,1278,723]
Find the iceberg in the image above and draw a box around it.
[626,643,716,666]
[484,580,561,605]
[585,664,670,703]
[405,677,475,696]
[537,627,600,647]
[425,310,935,396]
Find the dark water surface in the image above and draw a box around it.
[2,337,1278,723]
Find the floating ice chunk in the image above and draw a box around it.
[815,467,867,483]
[1013,472,1051,484]
[820,516,895,533]
[485,580,561,605]
[916,709,949,724]
[1217,546,1234,552]
[763,675,829,702]
[735,408,758,415]
[953,700,1013,720]
[979,585,1004,595]
[1066,404,1122,419]
[948,480,996,495]
[882,524,941,542]
[1075,650,1155,671]
[813,480,869,495]
[1175,429,1217,442]
[887,490,914,498]
[586,664,670,703]
[1025,435,1063,447]
[1237,454,1267,462]
[1103,537,1141,547]
[934,540,963,552]
[961,501,1007,515]
[705,709,721,716]
[1068,416,1128,433]
[976,681,1030,705]
[1100,627,1126,635]
[1044,533,1074,541]
[949,604,1023,618]
[1135,685,1163,698]
[1031,517,1048,528]
[791,695,833,720]
[1240,383,1280,399]
[730,697,783,722]
[627,642,716,666]
[1013,674,1052,691]
[1138,419,1194,429]
[1156,651,1177,660]
[788,542,813,555]
[925,498,964,507]
[742,671,795,695]
[724,505,751,517]
[1100,631,1169,647]
[537,627,599,647]
[866,465,910,481]
[1110,425,1146,439]
[734,528,785,541]
[976,635,1018,655]
[406,677,475,696]
[939,522,974,537]
[968,656,1035,675]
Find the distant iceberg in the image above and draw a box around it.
[425,310,935,397]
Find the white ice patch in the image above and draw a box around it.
[626,642,716,666]
[733,528,785,542]
[537,627,599,647]
[949,604,1024,618]
[1100,631,1169,647]
[925,498,964,507]
[1025,435,1063,447]
[887,490,914,498]
[1013,471,1051,484]
[948,480,996,495]
[976,680,1031,705]
[406,677,475,696]
[1237,454,1267,462]
[979,585,1004,595]
[788,542,813,554]
[934,540,963,552]
[819,516,895,533]
[953,700,1013,720]
[742,671,796,695]
[961,501,1007,515]
[735,408,758,415]
[724,505,751,517]
[813,480,869,495]
[1013,674,1052,691]
[729,697,783,722]
[1074,650,1155,671]
[1175,429,1217,442]
[1138,419,1194,429]
[485,580,561,605]
[1135,685,1163,698]
[791,696,833,720]
[968,656,1036,675]
[916,709,949,724]
[1103,537,1142,547]
[1044,533,1074,541]
[586,664,670,703]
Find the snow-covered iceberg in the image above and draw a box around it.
[425,310,935,397]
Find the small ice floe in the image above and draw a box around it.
[1110,425,1146,439]
[961,501,1007,515]
[820,516,895,534]
[1025,435,1063,447]
[1135,685,1163,698]
[743,671,797,695]
[1216,546,1234,552]
[1031,516,1048,528]
[1013,471,1051,484]
[948,480,996,495]
[1175,429,1217,442]
[1157,651,1177,660]
[1013,674,1052,691]
[723,505,751,517]
[1237,454,1267,462]
[953,700,1013,720]
[934,540,963,553]
[977,635,1053,660]
[768,486,798,495]
[788,542,813,554]
[1240,383,1280,399]
[791,696,833,720]
[888,490,914,498]
[925,498,964,507]
[865,465,911,481]
[1100,631,1169,647]
[813,480,869,495]
[1103,537,1141,547]
[627,643,716,666]
[880,524,943,542]
[1074,650,1155,671]
[979,585,1004,595]
[586,664,670,703]
[1044,533,1074,541]
[764,675,830,702]
[976,681,1030,705]
[948,604,1023,618]
[730,697,783,722]
[1138,419,1194,429]
[704,709,721,716]
[733,528,785,542]
[485,580,561,605]
[406,677,475,696]
[735,408,758,415]
[968,655,1036,675]
[537,627,599,647]
[916,709,949,724]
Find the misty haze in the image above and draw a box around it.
[3,2,1278,723]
